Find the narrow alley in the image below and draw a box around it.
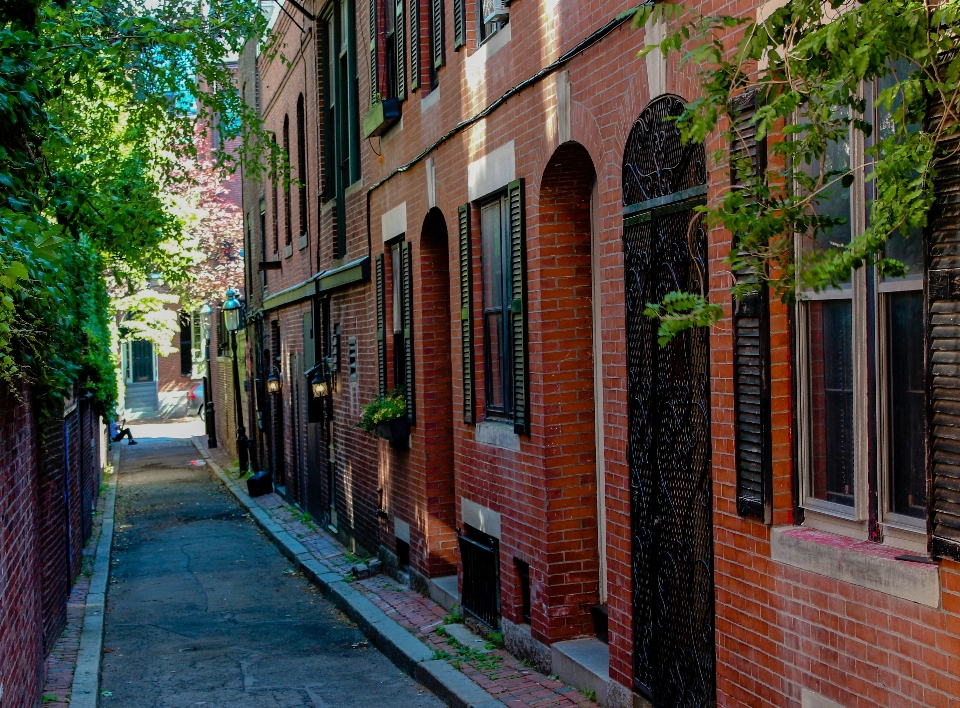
[98,425,442,708]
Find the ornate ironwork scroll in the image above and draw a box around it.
[623,94,715,708]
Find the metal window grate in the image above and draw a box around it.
[458,530,500,629]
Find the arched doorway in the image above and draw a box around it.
[623,95,715,707]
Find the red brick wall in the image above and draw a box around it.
[37,415,68,655]
[0,385,43,708]
[157,327,193,394]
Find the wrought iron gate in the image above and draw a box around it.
[622,95,715,708]
[457,529,500,629]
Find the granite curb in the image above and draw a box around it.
[68,445,120,708]
[192,438,508,708]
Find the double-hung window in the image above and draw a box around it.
[323,0,360,259]
[477,0,507,44]
[391,241,406,389]
[480,194,512,419]
[795,76,927,546]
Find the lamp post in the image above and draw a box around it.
[200,303,217,448]
[222,289,249,474]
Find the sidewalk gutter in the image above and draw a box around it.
[69,446,120,708]
[193,439,506,708]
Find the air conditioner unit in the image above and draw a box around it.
[483,0,509,25]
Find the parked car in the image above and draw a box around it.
[186,381,205,420]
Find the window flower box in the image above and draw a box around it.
[363,97,402,138]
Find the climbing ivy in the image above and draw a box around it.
[634,0,946,343]
[0,0,272,419]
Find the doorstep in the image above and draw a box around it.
[552,638,610,706]
[429,575,459,612]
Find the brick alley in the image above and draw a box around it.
[97,423,443,708]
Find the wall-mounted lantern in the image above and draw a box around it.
[266,365,282,395]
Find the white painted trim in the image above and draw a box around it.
[421,86,440,113]
[800,687,845,708]
[426,157,437,209]
[381,202,408,243]
[468,141,516,202]
[591,179,607,604]
[466,22,512,89]
[644,16,666,98]
[461,497,501,540]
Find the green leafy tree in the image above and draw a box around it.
[0,0,273,418]
[634,0,946,343]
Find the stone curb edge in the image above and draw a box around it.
[69,445,121,708]
[192,439,507,708]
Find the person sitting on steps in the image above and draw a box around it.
[109,417,137,445]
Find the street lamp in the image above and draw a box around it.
[222,289,249,475]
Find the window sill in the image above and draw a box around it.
[283,244,293,259]
[475,420,520,452]
[770,526,940,608]
[420,86,440,113]
[297,234,308,251]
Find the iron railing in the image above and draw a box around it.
[458,530,500,629]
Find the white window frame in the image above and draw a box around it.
[794,86,928,548]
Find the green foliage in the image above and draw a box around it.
[356,388,408,434]
[444,604,464,624]
[485,631,504,650]
[0,0,274,417]
[632,0,947,343]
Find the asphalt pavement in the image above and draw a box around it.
[99,430,444,708]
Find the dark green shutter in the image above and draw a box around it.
[370,0,379,102]
[508,179,529,436]
[458,204,475,424]
[928,90,960,561]
[395,0,406,100]
[401,241,415,423]
[453,0,464,49]
[431,0,444,69]
[376,254,387,396]
[409,0,420,92]
[730,90,771,521]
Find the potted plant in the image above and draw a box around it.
[357,388,410,443]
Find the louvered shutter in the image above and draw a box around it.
[376,254,387,396]
[409,0,420,92]
[453,0,464,49]
[431,0,444,69]
[928,92,960,561]
[395,0,406,100]
[369,0,379,102]
[458,204,475,424]
[179,312,193,377]
[401,241,415,423]
[730,90,771,521]
[508,179,529,436]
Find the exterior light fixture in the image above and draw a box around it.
[310,367,329,398]
[266,365,282,395]
[199,303,213,315]
[222,289,242,332]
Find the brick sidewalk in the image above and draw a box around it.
[199,440,599,708]
[40,463,111,707]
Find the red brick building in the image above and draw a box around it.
[239,1,960,707]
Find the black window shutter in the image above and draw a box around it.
[928,92,960,562]
[730,90,771,521]
[179,312,193,377]
[401,241,415,422]
[370,0,379,102]
[458,204,475,424]
[452,0,464,50]
[395,0,406,100]
[431,0,445,69]
[507,179,529,436]
[376,254,387,396]
[409,0,420,92]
